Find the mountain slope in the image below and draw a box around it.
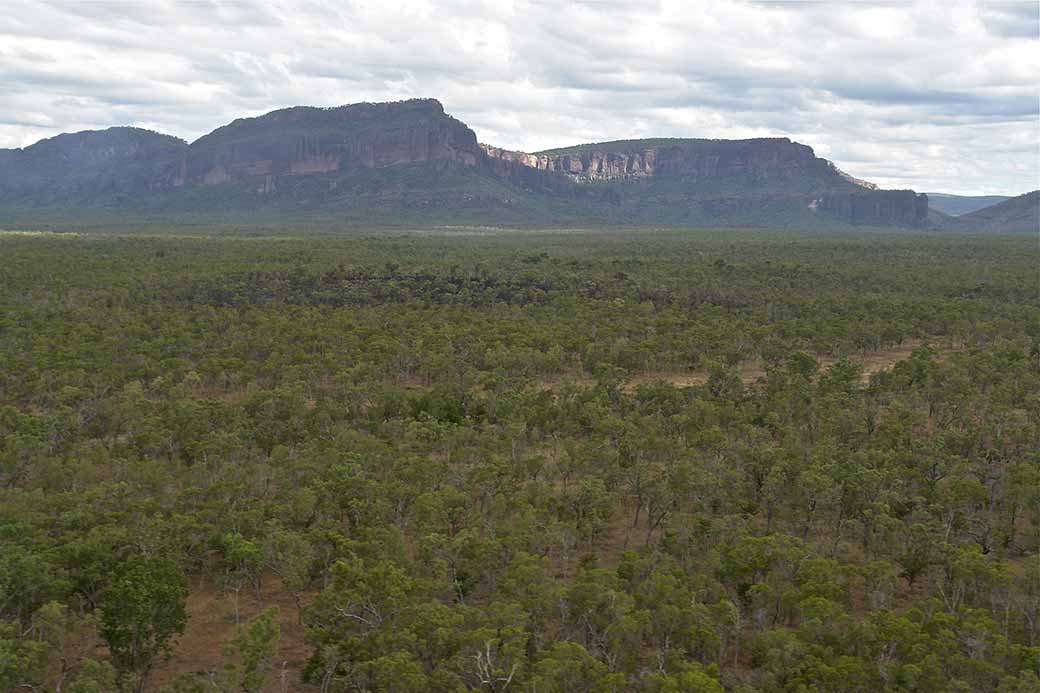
[926,193,1011,216]
[946,190,1038,234]
[0,127,187,206]
[0,99,929,229]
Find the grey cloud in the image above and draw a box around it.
[980,1,1040,37]
[0,0,1035,195]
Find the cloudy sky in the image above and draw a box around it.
[1,0,1037,195]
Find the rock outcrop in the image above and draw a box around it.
[485,138,832,185]
[482,143,657,182]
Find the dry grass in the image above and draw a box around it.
[622,339,961,393]
[152,574,319,692]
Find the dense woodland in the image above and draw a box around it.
[0,228,1037,692]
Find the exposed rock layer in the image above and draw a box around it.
[166,99,482,188]
[484,138,832,185]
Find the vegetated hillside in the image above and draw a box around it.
[0,99,929,229]
[925,192,1011,216]
[947,189,1039,234]
[0,229,1038,692]
[0,127,187,206]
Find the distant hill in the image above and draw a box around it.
[945,191,1039,234]
[0,98,929,229]
[926,193,1011,216]
[0,127,186,207]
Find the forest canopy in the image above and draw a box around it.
[0,228,1037,692]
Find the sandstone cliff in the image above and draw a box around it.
[165,99,482,192]
[484,137,831,186]
[814,190,929,227]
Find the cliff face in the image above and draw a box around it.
[485,138,828,185]
[815,190,929,227]
[481,143,657,181]
[170,99,482,192]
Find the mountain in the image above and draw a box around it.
[172,99,483,188]
[483,138,926,227]
[944,190,1039,234]
[0,127,186,206]
[926,193,1011,216]
[0,98,929,229]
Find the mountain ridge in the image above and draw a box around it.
[0,98,940,229]
[925,192,1013,216]
[942,190,1038,234]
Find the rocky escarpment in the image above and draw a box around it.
[481,143,657,182]
[0,98,931,228]
[485,138,836,186]
[813,190,928,227]
[482,137,926,226]
[162,99,483,193]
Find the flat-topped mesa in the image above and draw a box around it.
[172,98,483,189]
[483,137,843,185]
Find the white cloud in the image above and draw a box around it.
[0,0,1036,194]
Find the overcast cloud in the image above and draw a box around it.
[1,0,1037,195]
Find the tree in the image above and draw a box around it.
[264,528,314,623]
[219,607,281,693]
[528,641,625,693]
[220,532,265,624]
[100,556,188,693]
[0,617,48,691]
[303,556,417,690]
[644,665,725,693]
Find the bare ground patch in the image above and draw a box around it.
[152,574,318,692]
[622,339,963,393]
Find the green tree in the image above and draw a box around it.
[100,556,188,693]
[528,641,625,693]
[219,607,281,693]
